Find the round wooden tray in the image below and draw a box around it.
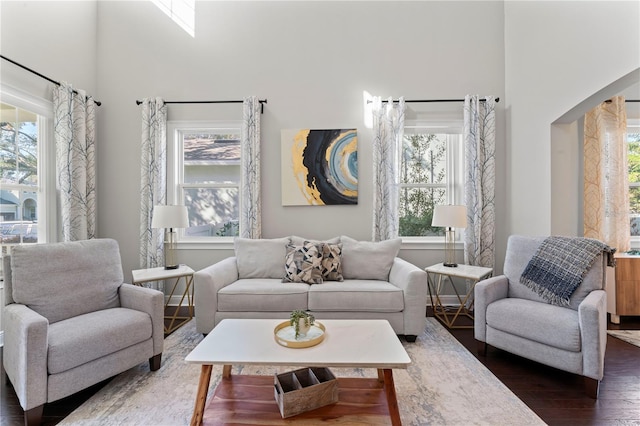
[274,321,326,348]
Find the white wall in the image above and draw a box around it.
[95,1,506,279]
[504,1,640,238]
[0,1,97,98]
[3,0,638,287]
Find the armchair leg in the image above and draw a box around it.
[25,404,43,426]
[584,377,600,399]
[476,340,487,356]
[149,353,162,371]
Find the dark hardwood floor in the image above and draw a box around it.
[2,309,639,425]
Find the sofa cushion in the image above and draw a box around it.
[10,239,123,324]
[290,235,340,246]
[235,237,290,279]
[340,236,401,280]
[283,242,323,284]
[218,279,310,312]
[486,298,581,352]
[48,307,152,374]
[321,243,344,282]
[308,280,404,312]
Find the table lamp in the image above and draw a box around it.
[151,205,189,269]
[431,204,467,267]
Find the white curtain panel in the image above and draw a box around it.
[372,96,405,241]
[584,96,629,251]
[464,95,496,269]
[240,96,262,239]
[139,98,167,276]
[53,82,97,242]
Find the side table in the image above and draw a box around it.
[132,265,195,334]
[426,263,493,329]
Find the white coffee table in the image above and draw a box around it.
[185,318,411,425]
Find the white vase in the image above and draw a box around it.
[297,318,311,337]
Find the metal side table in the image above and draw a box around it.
[132,264,195,334]
[426,263,493,329]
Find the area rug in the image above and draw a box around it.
[59,318,545,426]
[608,330,640,348]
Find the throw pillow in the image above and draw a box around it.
[321,243,344,282]
[235,237,291,279]
[340,236,402,281]
[283,242,324,284]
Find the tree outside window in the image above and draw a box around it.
[628,130,640,236]
[1,103,39,244]
[399,132,457,237]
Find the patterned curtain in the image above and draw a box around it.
[464,95,496,268]
[372,96,405,241]
[53,82,97,241]
[240,96,262,238]
[584,96,629,251]
[139,98,167,276]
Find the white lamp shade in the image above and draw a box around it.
[151,205,189,229]
[431,205,467,228]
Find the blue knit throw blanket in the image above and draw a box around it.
[520,236,615,306]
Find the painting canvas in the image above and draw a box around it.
[281,128,358,206]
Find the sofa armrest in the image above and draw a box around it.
[120,283,164,356]
[194,256,239,334]
[3,303,48,411]
[473,275,509,342]
[578,289,607,380]
[388,257,428,336]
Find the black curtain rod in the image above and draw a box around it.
[1,55,102,106]
[135,98,268,113]
[606,99,640,103]
[368,97,499,104]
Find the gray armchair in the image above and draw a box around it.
[3,239,164,425]
[474,235,610,398]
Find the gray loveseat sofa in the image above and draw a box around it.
[194,236,428,341]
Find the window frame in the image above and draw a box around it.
[399,120,465,247]
[167,120,242,249]
[1,83,56,247]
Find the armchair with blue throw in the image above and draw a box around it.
[3,239,165,425]
[474,235,615,398]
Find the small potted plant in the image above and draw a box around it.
[290,310,315,339]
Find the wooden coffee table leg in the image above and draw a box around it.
[190,364,213,426]
[382,368,402,426]
[222,364,232,378]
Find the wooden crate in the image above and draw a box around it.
[274,367,339,418]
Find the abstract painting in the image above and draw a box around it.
[281,128,358,206]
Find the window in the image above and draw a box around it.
[168,122,242,242]
[151,0,195,37]
[1,86,54,256]
[399,124,464,238]
[628,122,640,239]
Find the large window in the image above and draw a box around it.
[399,124,464,238]
[1,87,54,254]
[169,122,241,241]
[628,123,640,238]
